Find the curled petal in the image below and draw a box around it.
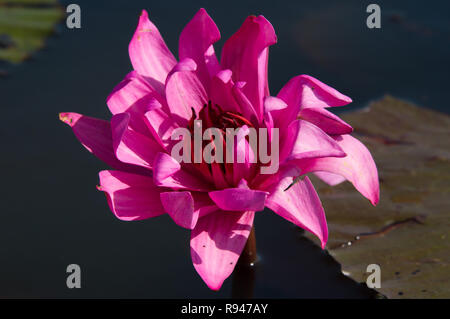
[274,75,352,135]
[98,170,165,221]
[280,119,346,164]
[191,210,255,290]
[300,107,353,135]
[59,112,147,175]
[221,15,277,120]
[294,134,380,205]
[129,10,177,90]
[179,8,221,89]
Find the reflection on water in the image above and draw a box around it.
[0,0,448,297]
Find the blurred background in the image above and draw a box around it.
[0,0,448,298]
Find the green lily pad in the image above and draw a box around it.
[307,96,450,298]
[0,0,63,64]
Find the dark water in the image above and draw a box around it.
[0,0,448,298]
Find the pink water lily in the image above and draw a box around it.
[60,8,379,290]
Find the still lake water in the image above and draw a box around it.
[0,0,448,298]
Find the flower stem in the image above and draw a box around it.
[231,226,257,298]
[239,226,257,266]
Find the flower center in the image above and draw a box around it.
[188,101,253,133]
[186,101,254,185]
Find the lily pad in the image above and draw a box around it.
[0,0,63,64]
[307,96,450,298]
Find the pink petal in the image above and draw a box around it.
[231,81,260,126]
[179,8,221,90]
[209,185,267,211]
[263,169,328,248]
[300,107,353,135]
[232,125,256,185]
[221,15,277,120]
[165,58,208,126]
[107,71,165,135]
[274,75,352,135]
[160,191,198,229]
[98,170,165,221]
[263,96,287,113]
[210,70,242,113]
[295,134,380,205]
[314,171,346,186]
[191,210,255,290]
[128,10,177,90]
[111,113,162,170]
[143,100,180,150]
[59,112,147,175]
[280,119,346,164]
[153,152,213,191]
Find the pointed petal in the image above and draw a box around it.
[295,134,380,205]
[165,58,208,126]
[300,107,353,135]
[179,8,221,89]
[160,191,198,229]
[274,75,352,135]
[98,170,165,221]
[264,172,328,248]
[280,119,346,164]
[129,10,177,89]
[111,113,162,170]
[221,15,277,120]
[153,152,213,191]
[191,210,255,290]
[59,112,147,175]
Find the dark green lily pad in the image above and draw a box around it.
[0,0,63,64]
[307,96,450,298]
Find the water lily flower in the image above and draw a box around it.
[60,8,379,290]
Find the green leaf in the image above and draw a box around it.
[0,0,63,64]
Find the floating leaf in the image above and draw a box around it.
[307,96,450,298]
[0,0,63,64]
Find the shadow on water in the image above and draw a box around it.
[0,0,447,297]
